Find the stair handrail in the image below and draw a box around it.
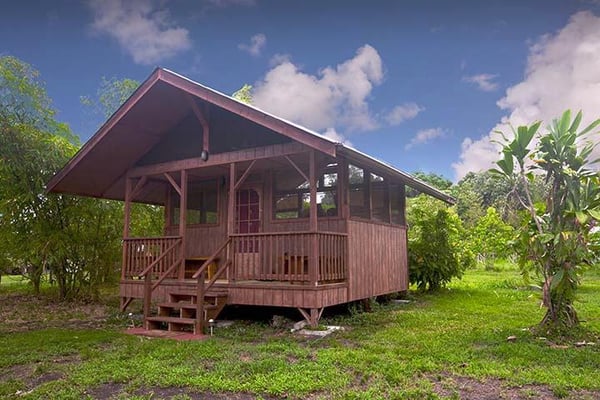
[191,238,231,279]
[137,237,182,279]
[138,237,183,329]
[193,237,232,335]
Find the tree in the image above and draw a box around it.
[0,56,124,298]
[407,195,475,290]
[470,207,514,269]
[452,170,548,228]
[81,76,140,119]
[493,110,600,331]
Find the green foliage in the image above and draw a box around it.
[232,84,253,104]
[0,56,127,299]
[453,170,548,228]
[493,110,600,331]
[412,171,453,190]
[407,195,475,290]
[470,207,515,269]
[80,76,140,119]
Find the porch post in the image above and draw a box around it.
[309,150,319,286]
[228,163,236,236]
[121,177,132,280]
[178,169,187,280]
[228,163,236,282]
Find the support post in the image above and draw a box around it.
[309,151,319,286]
[178,170,187,280]
[121,177,132,280]
[339,157,349,220]
[228,163,236,236]
[143,273,151,329]
[195,270,206,335]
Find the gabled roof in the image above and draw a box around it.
[47,68,454,204]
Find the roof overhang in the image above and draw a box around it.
[337,145,455,204]
[47,68,337,202]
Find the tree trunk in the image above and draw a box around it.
[540,274,579,331]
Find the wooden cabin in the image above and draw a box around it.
[48,68,453,334]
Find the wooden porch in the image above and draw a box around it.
[120,230,349,332]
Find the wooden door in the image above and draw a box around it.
[234,187,262,279]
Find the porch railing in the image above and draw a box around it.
[230,231,347,283]
[122,236,182,280]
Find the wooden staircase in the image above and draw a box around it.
[145,289,228,335]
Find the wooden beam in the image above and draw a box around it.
[128,142,308,178]
[228,163,236,236]
[309,151,317,233]
[121,177,132,280]
[178,170,187,280]
[284,155,309,182]
[233,160,256,191]
[163,173,181,196]
[309,151,318,287]
[130,176,148,199]
[186,94,210,152]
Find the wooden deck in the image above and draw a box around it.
[120,278,349,309]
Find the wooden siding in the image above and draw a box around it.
[347,220,407,301]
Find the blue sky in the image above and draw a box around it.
[2,0,600,180]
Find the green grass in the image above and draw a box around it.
[1,266,599,399]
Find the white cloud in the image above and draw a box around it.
[453,11,600,180]
[462,73,499,92]
[322,127,353,147]
[238,33,266,56]
[88,0,191,65]
[405,128,446,150]
[386,103,424,125]
[252,44,384,133]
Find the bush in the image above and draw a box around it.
[407,195,475,290]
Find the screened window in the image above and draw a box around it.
[349,165,369,219]
[273,166,338,219]
[172,179,218,225]
[371,173,389,222]
[390,184,406,225]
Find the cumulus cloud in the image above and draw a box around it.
[252,44,384,133]
[405,128,446,150]
[462,73,499,92]
[238,33,266,56]
[453,11,600,180]
[88,0,191,65]
[386,103,424,125]
[323,127,353,147]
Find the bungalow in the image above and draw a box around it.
[47,68,453,334]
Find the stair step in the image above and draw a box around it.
[146,316,196,325]
[169,289,228,297]
[158,302,218,310]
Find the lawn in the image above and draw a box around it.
[1,266,599,400]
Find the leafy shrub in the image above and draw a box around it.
[470,207,515,269]
[407,195,475,290]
